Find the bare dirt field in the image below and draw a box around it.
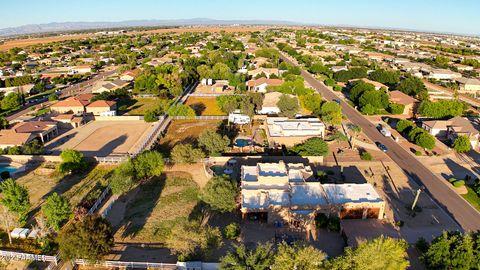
[45,120,153,157]
[158,120,222,152]
[0,26,268,51]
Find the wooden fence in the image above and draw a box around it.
[74,259,177,269]
[0,250,58,265]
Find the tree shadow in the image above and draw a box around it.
[441,157,477,181]
[81,134,128,157]
[189,102,206,116]
[121,174,166,238]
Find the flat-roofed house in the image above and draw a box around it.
[86,100,117,116]
[0,121,58,149]
[246,78,284,93]
[50,97,90,114]
[455,78,480,94]
[389,90,419,115]
[240,161,385,225]
[265,117,325,146]
[428,69,462,81]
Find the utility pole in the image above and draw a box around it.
[411,188,422,211]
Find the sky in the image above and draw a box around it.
[2,0,479,35]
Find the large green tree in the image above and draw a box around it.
[277,94,299,118]
[171,143,205,164]
[58,149,87,174]
[328,236,409,270]
[1,92,22,111]
[0,178,30,223]
[42,192,71,230]
[290,137,329,157]
[133,151,164,179]
[219,243,275,270]
[320,101,342,125]
[198,129,230,156]
[109,159,136,195]
[397,76,426,96]
[452,135,471,153]
[422,231,479,270]
[201,176,238,213]
[58,215,113,261]
[272,242,327,270]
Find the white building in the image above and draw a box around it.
[265,117,325,146]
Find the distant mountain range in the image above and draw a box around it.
[0,18,299,37]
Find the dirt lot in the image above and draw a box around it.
[2,164,113,228]
[158,120,222,152]
[45,120,153,157]
[0,26,268,51]
[185,96,226,116]
[111,171,201,243]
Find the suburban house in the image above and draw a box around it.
[446,117,479,150]
[331,66,348,73]
[389,90,419,115]
[422,120,450,137]
[50,97,90,114]
[120,69,140,81]
[423,116,479,149]
[51,113,85,128]
[92,79,130,94]
[246,78,284,93]
[248,68,280,79]
[265,117,325,147]
[240,161,385,225]
[0,121,58,149]
[146,57,174,67]
[258,92,287,115]
[86,100,117,116]
[455,78,480,94]
[71,65,93,74]
[427,69,462,81]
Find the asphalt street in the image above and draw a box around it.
[281,54,480,231]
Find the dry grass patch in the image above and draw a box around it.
[158,120,221,151]
[185,97,226,116]
[116,171,201,243]
[120,98,161,115]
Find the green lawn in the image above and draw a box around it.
[119,97,162,115]
[461,186,480,212]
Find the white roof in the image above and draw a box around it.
[322,184,382,204]
[291,183,328,206]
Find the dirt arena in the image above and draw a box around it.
[45,120,153,157]
[0,26,270,51]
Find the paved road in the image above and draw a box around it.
[280,54,480,231]
[423,80,480,109]
[6,68,118,121]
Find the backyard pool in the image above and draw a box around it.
[234,138,252,147]
[0,164,19,179]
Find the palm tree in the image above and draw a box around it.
[219,243,274,270]
[350,125,362,149]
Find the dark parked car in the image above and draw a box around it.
[376,142,388,152]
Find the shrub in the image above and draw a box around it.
[324,78,335,87]
[415,150,422,156]
[448,177,457,183]
[315,213,329,228]
[224,223,241,240]
[396,119,414,133]
[360,152,373,161]
[453,180,465,188]
[388,103,405,114]
[333,85,342,92]
[327,216,340,232]
[316,171,328,182]
[415,237,429,253]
